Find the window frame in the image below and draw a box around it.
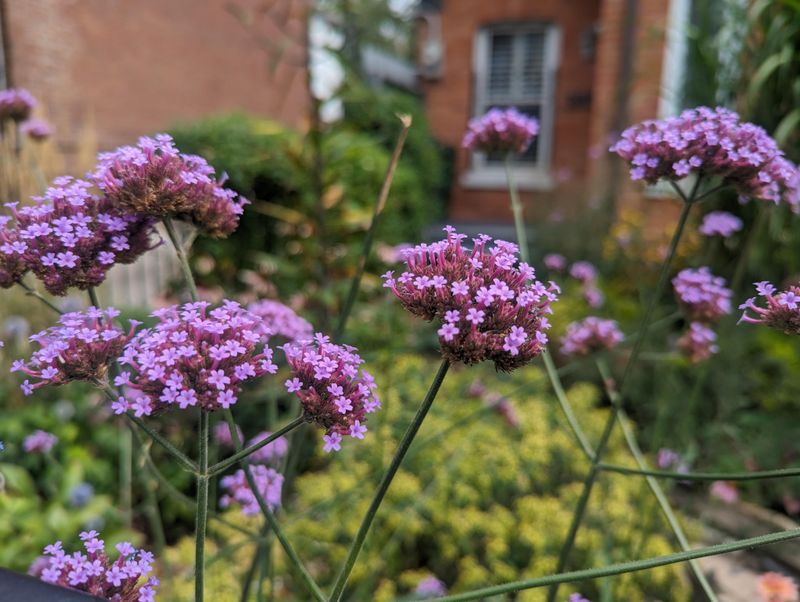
[464,22,561,191]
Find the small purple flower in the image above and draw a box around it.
[219,465,283,516]
[677,322,719,363]
[245,431,289,464]
[568,595,592,602]
[91,134,249,237]
[561,317,624,357]
[569,261,598,284]
[699,211,743,238]
[710,480,739,504]
[415,575,448,598]
[0,88,36,122]
[672,267,732,323]
[543,253,567,272]
[383,226,558,372]
[20,118,53,141]
[23,430,57,453]
[247,299,314,343]
[462,107,539,154]
[213,421,244,447]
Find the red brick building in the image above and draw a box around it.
[0,0,309,161]
[416,0,689,226]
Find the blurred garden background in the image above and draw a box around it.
[2,0,800,600]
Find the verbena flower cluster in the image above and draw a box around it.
[21,118,53,141]
[91,134,248,237]
[282,333,379,452]
[699,211,743,238]
[560,317,624,357]
[219,465,283,516]
[114,301,276,416]
[247,299,313,343]
[415,575,448,598]
[12,307,133,395]
[213,421,243,447]
[245,431,288,464]
[611,106,800,209]
[0,177,156,294]
[462,107,539,154]
[569,260,604,308]
[39,532,158,601]
[23,429,58,453]
[672,267,732,322]
[543,253,567,272]
[677,322,719,363]
[0,88,36,122]
[383,226,559,371]
[739,281,800,334]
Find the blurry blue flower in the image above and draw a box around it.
[3,315,30,342]
[68,482,94,508]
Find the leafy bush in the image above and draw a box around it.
[158,355,691,601]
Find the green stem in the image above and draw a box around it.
[547,186,697,602]
[17,281,62,315]
[223,410,326,602]
[328,359,451,601]
[433,528,800,602]
[195,410,210,602]
[241,524,269,602]
[163,217,199,302]
[504,155,528,261]
[207,416,306,477]
[334,114,412,341]
[599,463,800,482]
[596,358,717,601]
[88,287,101,309]
[124,411,198,473]
[121,427,133,526]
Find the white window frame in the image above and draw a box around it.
[463,22,561,191]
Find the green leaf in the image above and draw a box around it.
[773,107,800,144]
[0,463,35,496]
[747,46,791,103]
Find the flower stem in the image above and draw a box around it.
[163,217,199,302]
[222,409,326,602]
[432,527,800,602]
[88,286,101,309]
[599,462,800,482]
[125,411,199,473]
[504,155,529,262]
[328,359,451,601]
[207,416,306,477]
[596,357,717,601]
[195,410,210,602]
[334,114,412,341]
[546,188,696,602]
[17,280,62,315]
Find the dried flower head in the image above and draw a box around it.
[462,107,539,154]
[40,532,158,601]
[245,431,289,464]
[23,430,58,453]
[758,572,799,602]
[699,211,743,237]
[247,299,313,343]
[21,118,53,141]
[0,176,156,295]
[560,317,624,357]
[282,333,379,452]
[383,226,558,371]
[92,134,249,237]
[677,322,718,363]
[0,88,37,122]
[611,106,800,209]
[12,307,133,395]
[114,301,276,417]
[672,267,732,322]
[739,281,800,335]
[219,465,283,516]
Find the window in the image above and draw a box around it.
[465,24,560,190]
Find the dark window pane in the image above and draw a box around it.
[488,33,513,99]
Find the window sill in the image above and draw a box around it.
[461,169,555,191]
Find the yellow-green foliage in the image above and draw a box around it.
[160,355,692,601]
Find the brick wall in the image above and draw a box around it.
[421,0,601,224]
[3,0,309,161]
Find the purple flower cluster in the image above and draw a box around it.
[699,211,743,238]
[219,465,283,516]
[114,301,276,416]
[92,134,248,237]
[23,430,58,453]
[462,108,539,155]
[39,532,158,601]
[0,176,156,295]
[415,575,448,598]
[672,267,732,322]
[569,261,598,284]
[568,595,592,602]
[739,281,800,335]
[677,322,719,363]
[611,106,799,209]
[383,226,558,371]
[245,431,288,464]
[543,253,567,272]
[657,447,690,474]
[247,299,313,343]
[12,307,133,395]
[21,118,53,142]
[282,333,379,452]
[0,88,36,122]
[213,421,244,447]
[560,317,625,357]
